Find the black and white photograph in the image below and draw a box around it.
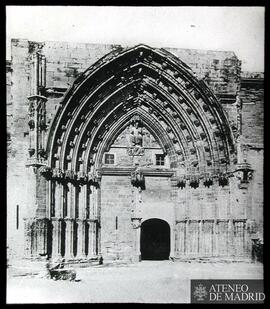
[6,5,264,303]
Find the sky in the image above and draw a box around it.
[6,6,265,72]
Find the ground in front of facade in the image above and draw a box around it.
[6,260,263,303]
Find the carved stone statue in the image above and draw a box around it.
[130,118,143,147]
[127,116,145,156]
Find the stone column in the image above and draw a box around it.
[67,182,73,218]
[88,185,94,218]
[87,219,97,258]
[55,182,62,218]
[213,219,218,256]
[64,218,74,260]
[169,222,176,260]
[51,218,62,260]
[75,184,86,259]
[185,220,190,255]
[228,219,235,256]
[198,220,203,256]
[95,187,102,259]
[131,218,142,262]
[76,219,86,259]
[79,185,86,219]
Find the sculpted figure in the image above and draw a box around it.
[127,116,145,156]
[130,119,143,147]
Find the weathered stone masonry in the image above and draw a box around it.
[7,39,263,263]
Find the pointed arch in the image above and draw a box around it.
[46,44,235,176]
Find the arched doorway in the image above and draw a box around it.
[25,44,235,260]
[140,219,170,260]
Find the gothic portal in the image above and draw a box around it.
[7,41,263,264]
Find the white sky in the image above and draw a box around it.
[6,6,265,72]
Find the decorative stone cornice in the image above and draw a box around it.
[173,172,230,188]
[39,166,100,185]
[39,164,234,189]
[101,166,175,177]
[25,160,47,170]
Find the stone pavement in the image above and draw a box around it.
[6,260,263,303]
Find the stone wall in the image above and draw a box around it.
[100,175,134,261]
[166,47,241,94]
[7,40,31,258]
[239,76,264,234]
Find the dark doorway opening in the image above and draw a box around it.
[140,219,170,260]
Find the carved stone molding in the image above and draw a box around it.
[218,174,229,187]
[64,170,77,181]
[77,171,88,184]
[127,146,145,156]
[27,95,48,165]
[203,177,213,188]
[45,168,101,185]
[101,167,174,177]
[233,162,253,187]
[39,165,52,178]
[28,147,35,157]
[131,218,142,229]
[189,176,200,189]
[52,168,64,180]
[175,176,186,189]
[131,168,145,189]
[38,148,47,158]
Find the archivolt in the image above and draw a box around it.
[46,44,235,176]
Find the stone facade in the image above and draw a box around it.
[7,39,263,263]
